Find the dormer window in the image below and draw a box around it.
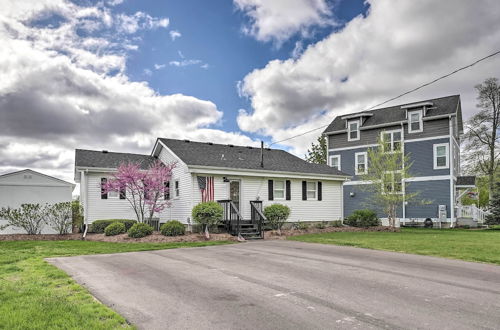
[408,110,423,133]
[348,120,360,141]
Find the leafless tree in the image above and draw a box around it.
[463,77,500,202]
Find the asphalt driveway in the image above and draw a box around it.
[48,240,500,330]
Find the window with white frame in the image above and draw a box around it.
[408,110,423,133]
[330,155,341,171]
[382,130,402,152]
[273,180,285,199]
[348,120,360,141]
[174,179,180,197]
[306,181,317,199]
[383,171,402,194]
[433,143,449,169]
[355,152,367,175]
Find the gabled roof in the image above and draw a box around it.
[75,149,156,170]
[157,138,349,177]
[0,169,75,187]
[323,95,462,134]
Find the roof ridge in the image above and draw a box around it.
[158,138,272,150]
[342,94,460,117]
[76,148,150,157]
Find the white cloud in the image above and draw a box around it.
[116,11,169,34]
[169,30,182,41]
[0,0,256,182]
[234,0,334,44]
[154,63,166,70]
[237,0,500,155]
[169,59,204,67]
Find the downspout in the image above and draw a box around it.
[449,115,455,228]
[82,169,89,238]
[401,122,406,225]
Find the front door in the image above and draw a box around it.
[229,180,241,213]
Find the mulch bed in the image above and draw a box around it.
[0,233,83,241]
[0,226,397,242]
[84,232,237,243]
[264,226,399,240]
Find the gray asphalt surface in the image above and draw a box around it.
[47,240,500,330]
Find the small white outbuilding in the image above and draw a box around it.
[0,169,75,234]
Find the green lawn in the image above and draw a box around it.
[289,228,500,265]
[0,240,231,329]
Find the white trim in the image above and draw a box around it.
[306,181,318,200]
[329,144,378,152]
[273,179,286,200]
[345,175,451,185]
[433,143,449,170]
[449,116,455,227]
[408,109,423,133]
[347,119,360,141]
[329,155,341,171]
[188,165,349,180]
[404,135,450,143]
[405,175,451,182]
[354,152,367,175]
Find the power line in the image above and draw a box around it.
[269,49,500,147]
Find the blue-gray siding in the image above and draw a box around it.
[343,179,451,219]
[330,138,450,179]
[405,180,451,218]
[405,138,450,176]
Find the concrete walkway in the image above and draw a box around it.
[48,240,500,330]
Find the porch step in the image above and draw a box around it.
[240,231,263,239]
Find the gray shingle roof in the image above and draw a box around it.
[75,149,156,170]
[324,95,461,134]
[158,138,349,177]
[456,176,476,187]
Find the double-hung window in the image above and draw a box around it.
[433,143,449,169]
[273,180,285,199]
[383,172,402,194]
[408,110,423,133]
[382,130,402,152]
[174,180,180,198]
[355,152,367,175]
[348,120,360,141]
[306,181,317,199]
[330,155,341,171]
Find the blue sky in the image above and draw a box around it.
[121,0,367,139]
[1,0,499,182]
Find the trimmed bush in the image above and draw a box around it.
[192,202,223,231]
[264,204,291,234]
[344,210,380,227]
[127,223,154,238]
[90,219,136,233]
[160,220,185,236]
[104,222,126,236]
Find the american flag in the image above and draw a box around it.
[197,176,214,202]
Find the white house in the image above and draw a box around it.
[75,138,349,237]
[0,169,75,234]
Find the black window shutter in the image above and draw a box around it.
[318,182,322,201]
[119,186,126,199]
[164,181,170,200]
[101,178,107,199]
[285,180,291,200]
[268,180,274,200]
[302,181,307,200]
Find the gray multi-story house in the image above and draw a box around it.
[324,95,484,227]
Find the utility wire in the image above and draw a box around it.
[269,49,500,147]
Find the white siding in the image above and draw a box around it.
[0,170,73,234]
[158,147,193,223]
[84,172,139,223]
[192,174,342,222]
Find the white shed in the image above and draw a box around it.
[0,169,75,234]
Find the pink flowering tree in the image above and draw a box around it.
[102,160,175,223]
